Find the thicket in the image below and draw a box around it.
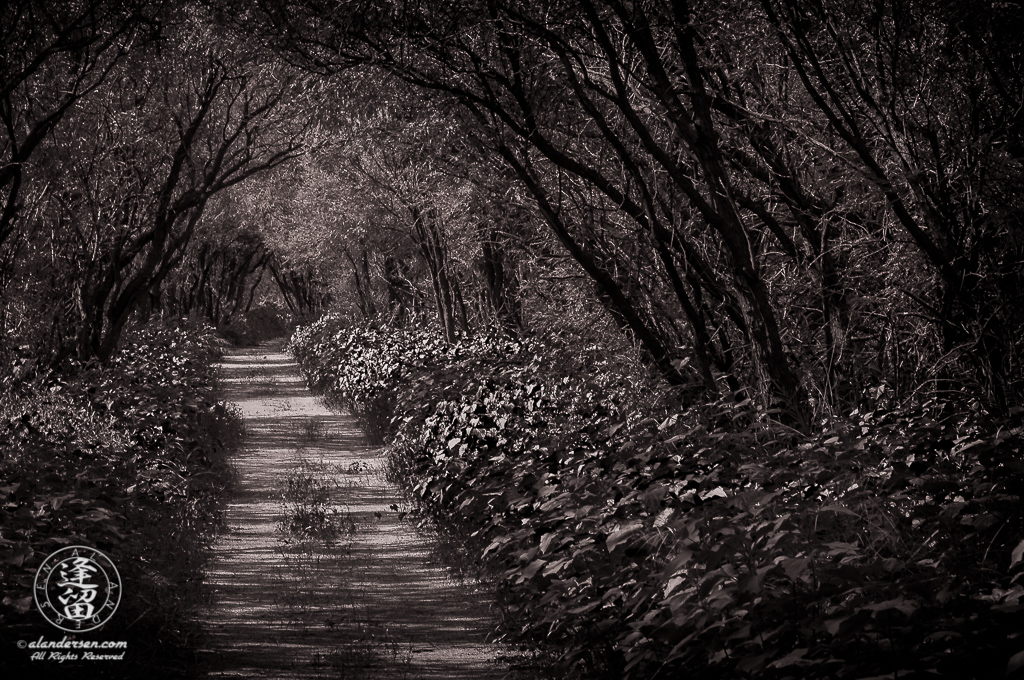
[0,323,240,679]
[1,2,315,369]
[245,0,1024,427]
[293,316,1024,680]
[3,1,1023,675]
[290,313,545,442]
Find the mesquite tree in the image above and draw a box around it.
[250,94,528,337]
[760,0,1024,410]
[0,0,154,274]
[3,10,310,362]
[236,0,1023,420]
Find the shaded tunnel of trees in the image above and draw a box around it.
[3,1,1024,678]
[3,0,1021,424]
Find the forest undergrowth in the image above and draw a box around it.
[292,314,1024,680]
[0,323,241,679]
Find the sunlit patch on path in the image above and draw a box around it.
[198,347,508,679]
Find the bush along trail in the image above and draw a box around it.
[0,323,241,679]
[291,315,1024,680]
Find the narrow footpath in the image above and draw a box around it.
[198,347,509,679]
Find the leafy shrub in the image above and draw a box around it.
[289,314,538,442]
[292,318,1024,679]
[0,321,241,678]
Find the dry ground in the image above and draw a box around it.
[198,347,512,679]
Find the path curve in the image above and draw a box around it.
[198,347,508,679]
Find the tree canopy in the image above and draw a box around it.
[2,0,1021,415]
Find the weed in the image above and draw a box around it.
[299,416,327,446]
[271,454,418,680]
[344,459,368,475]
[270,399,293,413]
[317,618,416,680]
[278,457,356,543]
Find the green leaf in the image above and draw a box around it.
[2,595,33,613]
[542,557,572,576]
[521,558,546,580]
[820,504,859,517]
[700,486,728,501]
[539,532,559,554]
[825,617,848,636]
[862,598,917,617]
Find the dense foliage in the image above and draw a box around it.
[242,0,1024,426]
[1,2,310,365]
[290,313,543,442]
[6,0,1020,429]
[3,0,1022,675]
[294,318,1024,679]
[0,323,240,678]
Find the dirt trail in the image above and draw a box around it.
[198,347,509,679]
